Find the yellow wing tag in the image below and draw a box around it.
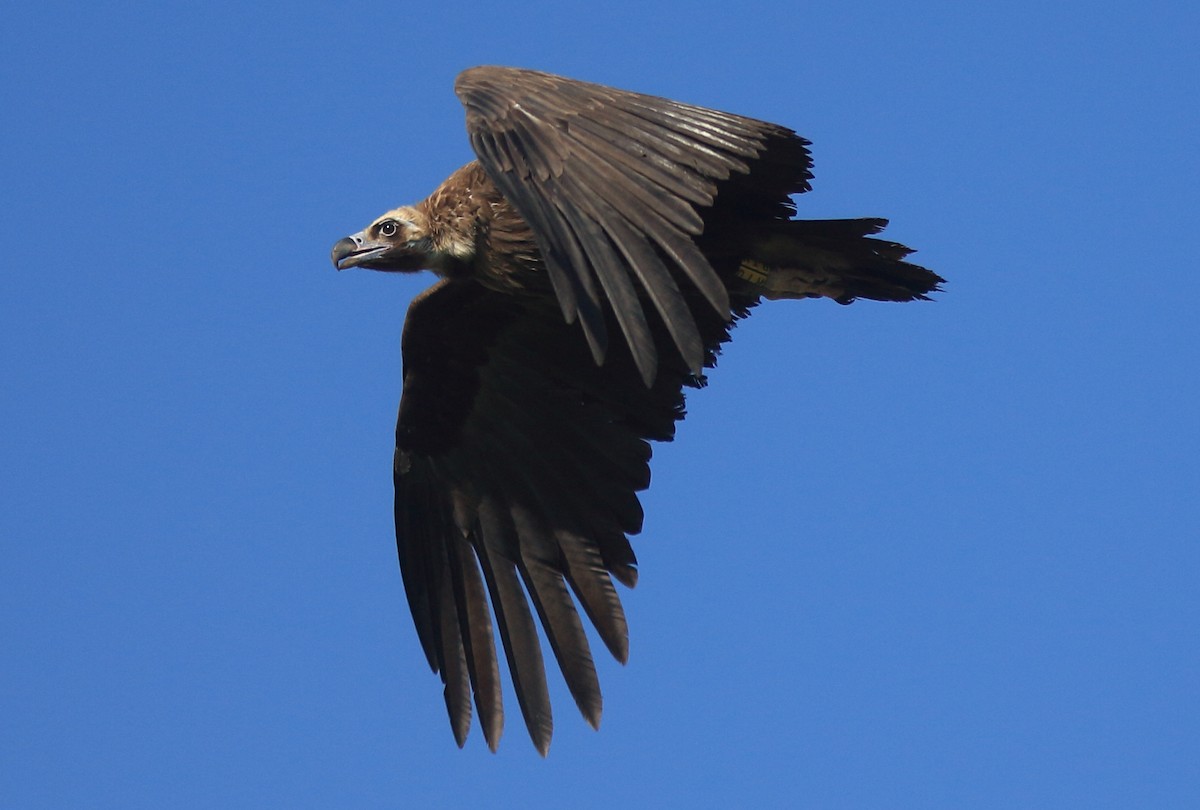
[736,259,771,285]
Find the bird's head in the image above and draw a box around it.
[331,206,436,272]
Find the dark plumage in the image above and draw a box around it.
[330,66,943,754]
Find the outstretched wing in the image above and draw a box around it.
[394,278,744,754]
[455,65,811,385]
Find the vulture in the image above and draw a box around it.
[331,66,942,755]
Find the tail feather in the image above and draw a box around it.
[737,218,943,304]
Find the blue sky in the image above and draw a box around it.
[3,1,1198,807]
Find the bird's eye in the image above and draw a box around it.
[378,220,399,237]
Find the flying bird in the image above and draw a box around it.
[331,66,942,755]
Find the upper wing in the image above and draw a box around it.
[394,278,743,754]
[455,65,811,385]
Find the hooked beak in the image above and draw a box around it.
[331,231,390,270]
